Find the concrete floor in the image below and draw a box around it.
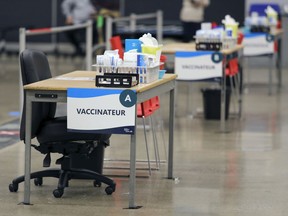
[1,52,288,216]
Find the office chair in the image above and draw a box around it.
[8,49,116,198]
[136,97,167,175]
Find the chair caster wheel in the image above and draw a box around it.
[9,183,18,192]
[34,178,43,186]
[93,180,101,187]
[53,189,64,198]
[105,185,115,195]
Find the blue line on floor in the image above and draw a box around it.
[0,119,20,149]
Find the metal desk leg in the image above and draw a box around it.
[23,93,32,205]
[187,83,193,117]
[128,106,138,209]
[229,75,237,113]
[233,72,241,118]
[277,38,282,90]
[168,88,175,179]
[237,56,244,118]
[220,58,228,133]
[268,54,273,95]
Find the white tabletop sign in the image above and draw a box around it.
[243,33,274,56]
[67,88,136,134]
[175,51,223,81]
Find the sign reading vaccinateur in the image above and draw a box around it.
[67,88,136,134]
[243,33,274,56]
[175,51,223,81]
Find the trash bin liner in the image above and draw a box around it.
[70,143,105,179]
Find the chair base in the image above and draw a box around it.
[9,157,116,198]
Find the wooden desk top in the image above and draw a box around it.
[221,44,244,55]
[162,42,244,55]
[161,43,196,54]
[24,71,177,93]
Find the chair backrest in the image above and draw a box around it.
[149,96,160,112]
[19,49,56,141]
[137,100,154,118]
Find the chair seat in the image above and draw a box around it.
[37,116,111,144]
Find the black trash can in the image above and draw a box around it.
[201,88,231,120]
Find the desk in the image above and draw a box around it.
[162,42,196,54]
[243,29,283,94]
[162,42,243,56]
[22,71,177,208]
[162,43,244,132]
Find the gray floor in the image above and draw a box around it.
[0,51,288,216]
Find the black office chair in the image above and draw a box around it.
[9,49,116,198]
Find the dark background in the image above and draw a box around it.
[0,0,245,42]
[125,0,245,25]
